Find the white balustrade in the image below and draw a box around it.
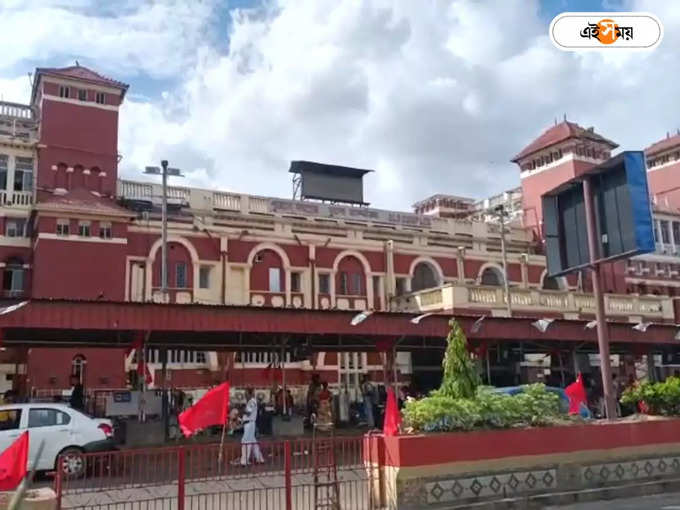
[119,180,152,198]
[0,190,33,207]
[213,192,241,211]
[469,287,501,305]
[249,196,270,214]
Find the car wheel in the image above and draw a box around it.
[58,447,85,478]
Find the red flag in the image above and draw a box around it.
[565,373,588,415]
[0,431,28,490]
[179,382,230,437]
[144,363,153,386]
[383,388,401,436]
[126,331,145,357]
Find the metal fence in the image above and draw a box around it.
[55,436,377,510]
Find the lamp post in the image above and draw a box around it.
[144,161,182,437]
[494,205,512,316]
[144,161,183,300]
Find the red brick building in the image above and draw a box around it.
[0,65,679,399]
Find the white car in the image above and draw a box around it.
[0,403,115,476]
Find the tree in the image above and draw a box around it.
[438,319,481,399]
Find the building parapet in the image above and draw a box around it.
[118,179,533,246]
[391,283,675,321]
[0,101,38,141]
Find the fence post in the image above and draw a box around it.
[177,447,186,510]
[284,441,292,510]
[54,454,62,510]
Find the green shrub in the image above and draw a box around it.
[402,319,564,433]
[437,319,481,399]
[621,376,680,415]
[403,384,562,432]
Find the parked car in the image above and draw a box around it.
[492,386,592,419]
[0,403,116,476]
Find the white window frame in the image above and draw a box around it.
[78,89,87,101]
[176,262,188,289]
[78,221,90,237]
[291,271,301,293]
[269,267,281,293]
[5,218,25,238]
[99,222,112,239]
[14,157,33,192]
[59,86,70,99]
[95,92,106,105]
[199,266,211,289]
[56,219,70,236]
[318,273,331,294]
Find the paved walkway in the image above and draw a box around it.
[61,469,372,510]
[545,492,680,509]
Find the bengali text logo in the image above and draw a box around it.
[550,12,662,50]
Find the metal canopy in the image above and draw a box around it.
[0,300,678,351]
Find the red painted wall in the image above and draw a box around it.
[152,242,193,288]
[38,94,119,195]
[379,419,680,467]
[32,238,127,300]
[433,256,457,278]
[27,347,127,390]
[648,164,680,210]
[463,259,484,281]
[250,249,284,291]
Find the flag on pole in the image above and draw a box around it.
[0,431,28,490]
[564,373,588,415]
[383,388,401,437]
[179,382,230,437]
[126,331,145,357]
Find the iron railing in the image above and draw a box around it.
[55,436,378,510]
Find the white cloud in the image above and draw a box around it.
[0,0,219,79]
[3,0,680,211]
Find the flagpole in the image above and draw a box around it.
[8,440,44,510]
[217,417,227,471]
[217,387,228,471]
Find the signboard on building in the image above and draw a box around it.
[542,151,655,276]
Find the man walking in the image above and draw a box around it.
[361,375,376,429]
[240,388,264,466]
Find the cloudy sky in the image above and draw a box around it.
[0,0,675,210]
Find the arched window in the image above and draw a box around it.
[336,256,366,296]
[250,249,285,292]
[411,262,440,292]
[542,275,564,291]
[72,355,87,384]
[480,266,504,286]
[2,257,24,296]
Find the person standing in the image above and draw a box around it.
[361,375,376,429]
[69,375,85,412]
[240,388,264,466]
[316,382,334,432]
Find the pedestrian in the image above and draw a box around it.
[240,388,264,466]
[316,382,333,432]
[69,375,85,412]
[361,375,376,429]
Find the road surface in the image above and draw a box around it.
[545,492,680,509]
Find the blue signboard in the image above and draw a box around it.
[542,151,655,277]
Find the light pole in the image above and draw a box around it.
[494,205,512,316]
[144,161,182,438]
[144,161,183,300]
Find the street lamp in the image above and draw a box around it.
[145,161,183,300]
[493,205,512,316]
